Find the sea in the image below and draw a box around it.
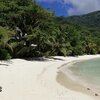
[68,58,100,93]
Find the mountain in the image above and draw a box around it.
[66,11,100,29]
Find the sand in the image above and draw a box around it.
[0,55,100,100]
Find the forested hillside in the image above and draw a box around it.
[0,0,100,60]
[66,11,100,29]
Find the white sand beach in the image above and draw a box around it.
[0,55,100,100]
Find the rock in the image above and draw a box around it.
[87,88,90,90]
[95,93,99,96]
[0,86,2,92]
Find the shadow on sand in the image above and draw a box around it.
[25,57,65,62]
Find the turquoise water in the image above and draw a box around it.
[69,58,100,91]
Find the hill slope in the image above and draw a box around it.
[66,11,100,29]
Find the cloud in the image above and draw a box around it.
[64,0,100,15]
[36,0,100,16]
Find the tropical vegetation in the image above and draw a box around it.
[0,0,100,60]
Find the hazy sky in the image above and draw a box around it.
[36,0,100,16]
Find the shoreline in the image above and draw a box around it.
[0,55,100,100]
[56,71,96,96]
[56,55,100,100]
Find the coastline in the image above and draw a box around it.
[56,71,96,96]
[0,55,100,100]
[57,55,100,100]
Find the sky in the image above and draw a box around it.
[36,0,100,16]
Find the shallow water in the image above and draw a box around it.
[69,58,100,92]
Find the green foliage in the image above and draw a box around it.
[0,49,11,60]
[0,26,9,43]
[0,0,100,59]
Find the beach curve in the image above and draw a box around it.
[0,55,100,100]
